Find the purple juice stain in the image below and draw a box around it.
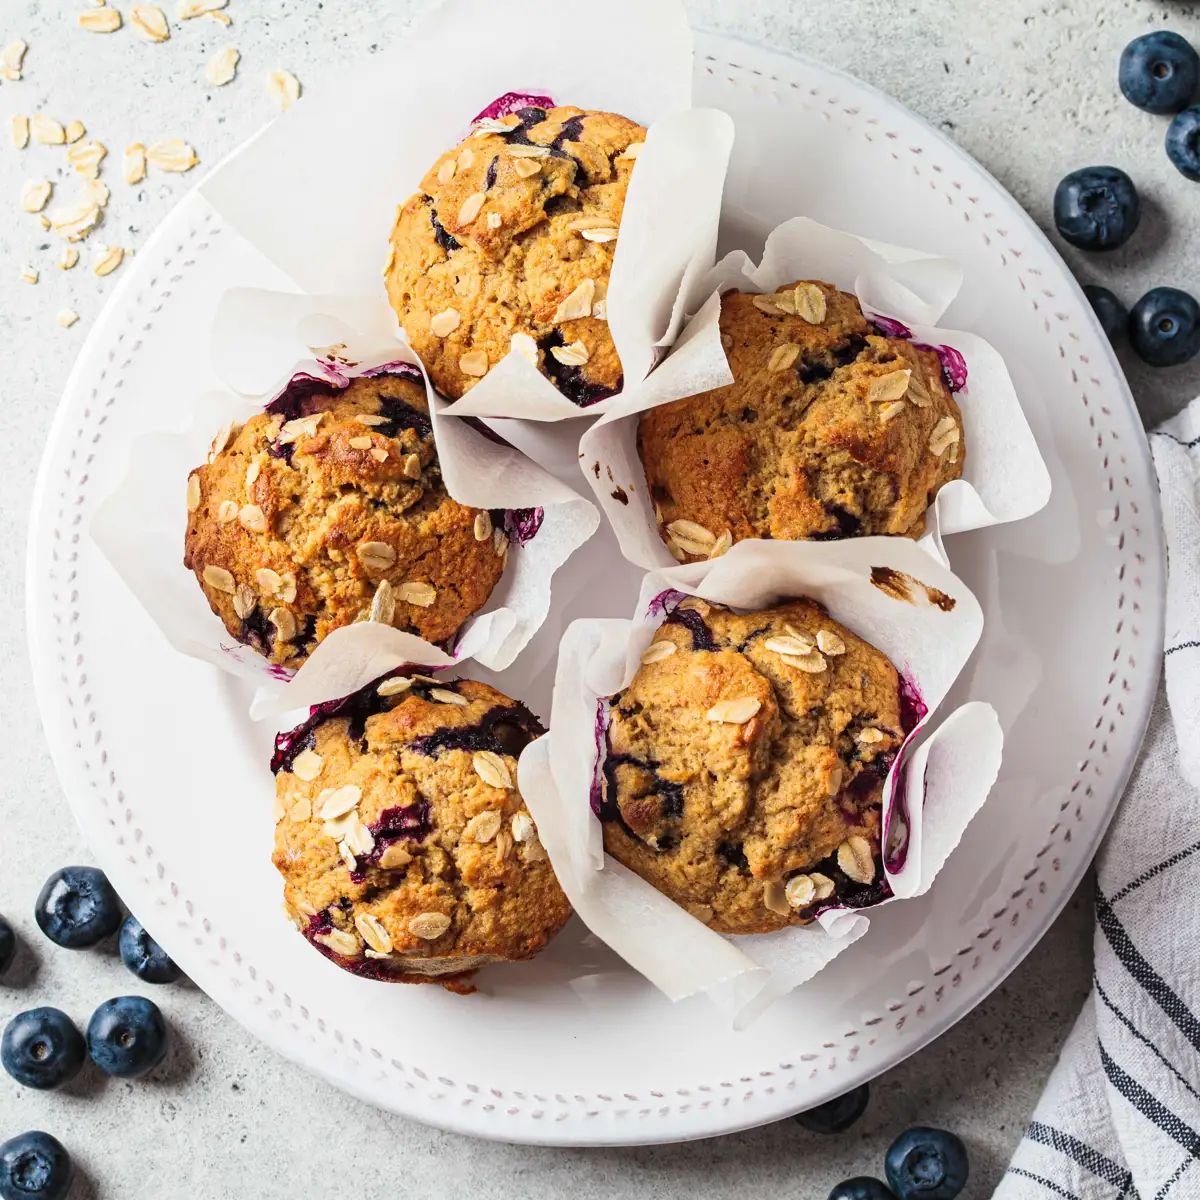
[589,698,611,818]
[899,674,928,734]
[914,342,969,392]
[472,92,556,123]
[870,314,913,340]
[501,506,544,546]
[870,314,969,393]
[647,588,688,617]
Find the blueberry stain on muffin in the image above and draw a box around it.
[386,104,645,405]
[184,370,506,667]
[596,598,906,934]
[273,674,566,990]
[639,282,965,554]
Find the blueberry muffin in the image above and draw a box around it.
[597,598,911,935]
[272,673,569,991]
[385,104,645,406]
[638,283,965,557]
[183,368,507,666]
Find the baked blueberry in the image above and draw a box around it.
[1,1009,85,1091]
[796,1083,871,1134]
[34,866,122,950]
[0,916,15,978]
[1129,287,1200,366]
[86,996,168,1079]
[1166,105,1200,181]
[0,1132,74,1200]
[118,916,182,985]
[1083,285,1127,343]
[1119,31,1199,114]
[1053,167,1141,251]
[885,1127,969,1200]
[829,1180,898,1200]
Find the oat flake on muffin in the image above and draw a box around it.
[385,104,645,406]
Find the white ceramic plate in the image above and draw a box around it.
[26,33,1163,1146]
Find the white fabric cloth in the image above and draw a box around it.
[995,400,1200,1199]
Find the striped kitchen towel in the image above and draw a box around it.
[996,398,1200,1199]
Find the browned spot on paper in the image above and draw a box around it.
[870,566,955,612]
[592,460,601,479]
[611,486,629,505]
[606,464,614,482]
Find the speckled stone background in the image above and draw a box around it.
[1,2,1197,1197]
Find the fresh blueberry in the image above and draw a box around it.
[1053,166,1141,251]
[1129,287,1200,367]
[0,916,15,978]
[796,1083,871,1134]
[1119,31,1200,114]
[86,995,168,1079]
[885,1127,969,1200]
[1,1009,85,1091]
[34,866,122,950]
[119,916,181,984]
[0,1132,74,1200]
[1166,105,1200,181]
[1084,285,1127,343]
[829,1180,898,1200]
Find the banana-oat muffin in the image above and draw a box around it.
[638,282,965,557]
[183,367,507,666]
[385,103,645,406]
[597,597,912,936]
[272,672,570,991]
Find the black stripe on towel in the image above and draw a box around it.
[1096,979,1200,1105]
[1006,1166,1083,1199]
[1154,1156,1192,1200]
[1027,1121,1136,1195]
[1096,891,1200,1053]
[1152,430,1200,450]
[1165,641,1200,657]
[1110,840,1200,902]
[1100,1043,1200,1159]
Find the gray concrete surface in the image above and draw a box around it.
[0,2,1195,1196]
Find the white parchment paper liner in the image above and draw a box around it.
[91,289,598,716]
[518,537,1003,1027]
[579,217,1053,570]
[198,0,735,423]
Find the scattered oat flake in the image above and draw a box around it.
[205,46,239,86]
[1,39,28,81]
[207,9,231,23]
[58,246,79,270]
[93,245,124,276]
[267,70,301,111]
[177,0,226,17]
[11,116,29,150]
[64,121,86,144]
[86,178,110,208]
[49,198,102,242]
[146,139,197,172]
[124,143,147,184]
[19,265,38,284]
[20,178,52,213]
[131,5,170,40]
[78,6,123,32]
[56,309,80,328]
[31,115,66,146]
[67,140,107,179]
